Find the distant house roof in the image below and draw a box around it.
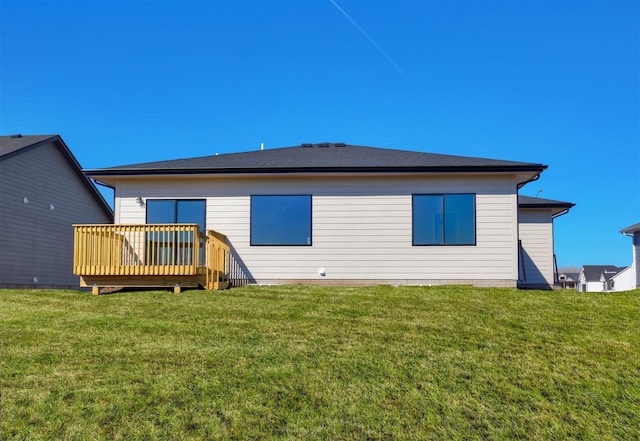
[558,272,579,282]
[518,195,575,216]
[85,142,547,177]
[581,265,625,282]
[621,222,640,234]
[0,134,113,218]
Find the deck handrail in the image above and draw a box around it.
[203,230,231,290]
[73,224,230,290]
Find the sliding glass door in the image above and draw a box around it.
[146,199,206,265]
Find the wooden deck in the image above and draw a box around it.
[73,224,231,294]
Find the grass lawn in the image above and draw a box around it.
[2,285,639,440]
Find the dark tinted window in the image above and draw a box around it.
[251,195,312,246]
[413,194,475,246]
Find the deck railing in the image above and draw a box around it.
[73,224,230,291]
[202,230,231,290]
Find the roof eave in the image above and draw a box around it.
[519,202,575,210]
[85,164,547,177]
[518,203,574,218]
[620,223,640,234]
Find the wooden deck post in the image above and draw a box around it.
[92,284,100,295]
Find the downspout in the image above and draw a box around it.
[517,172,541,190]
[550,208,573,285]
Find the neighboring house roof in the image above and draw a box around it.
[612,266,632,278]
[518,195,575,216]
[558,272,579,282]
[0,134,56,157]
[581,265,625,282]
[0,134,113,218]
[621,222,640,234]
[85,142,547,177]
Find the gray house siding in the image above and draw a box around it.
[0,139,112,288]
[634,232,640,288]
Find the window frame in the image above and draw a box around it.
[250,194,313,246]
[145,199,207,232]
[412,193,476,246]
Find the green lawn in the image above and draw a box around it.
[2,285,639,440]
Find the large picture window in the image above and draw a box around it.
[251,195,312,246]
[413,194,475,245]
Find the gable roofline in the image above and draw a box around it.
[580,265,625,282]
[0,134,113,219]
[611,266,632,279]
[0,134,58,159]
[84,143,547,177]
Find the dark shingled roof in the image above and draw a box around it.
[581,265,626,282]
[518,195,574,207]
[518,195,575,216]
[0,134,57,158]
[85,142,547,176]
[559,272,579,282]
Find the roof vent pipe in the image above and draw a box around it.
[260,142,264,151]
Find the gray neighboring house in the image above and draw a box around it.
[82,142,573,289]
[557,272,579,290]
[0,134,113,288]
[621,222,640,289]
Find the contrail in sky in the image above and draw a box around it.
[329,0,409,82]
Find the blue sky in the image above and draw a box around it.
[1,0,638,268]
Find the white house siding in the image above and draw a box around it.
[586,281,605,292]
[611,266,635,292]
[577,276,606,292]
[0,141,112,288]
[112,173,520,287]
[518,209,554,288]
